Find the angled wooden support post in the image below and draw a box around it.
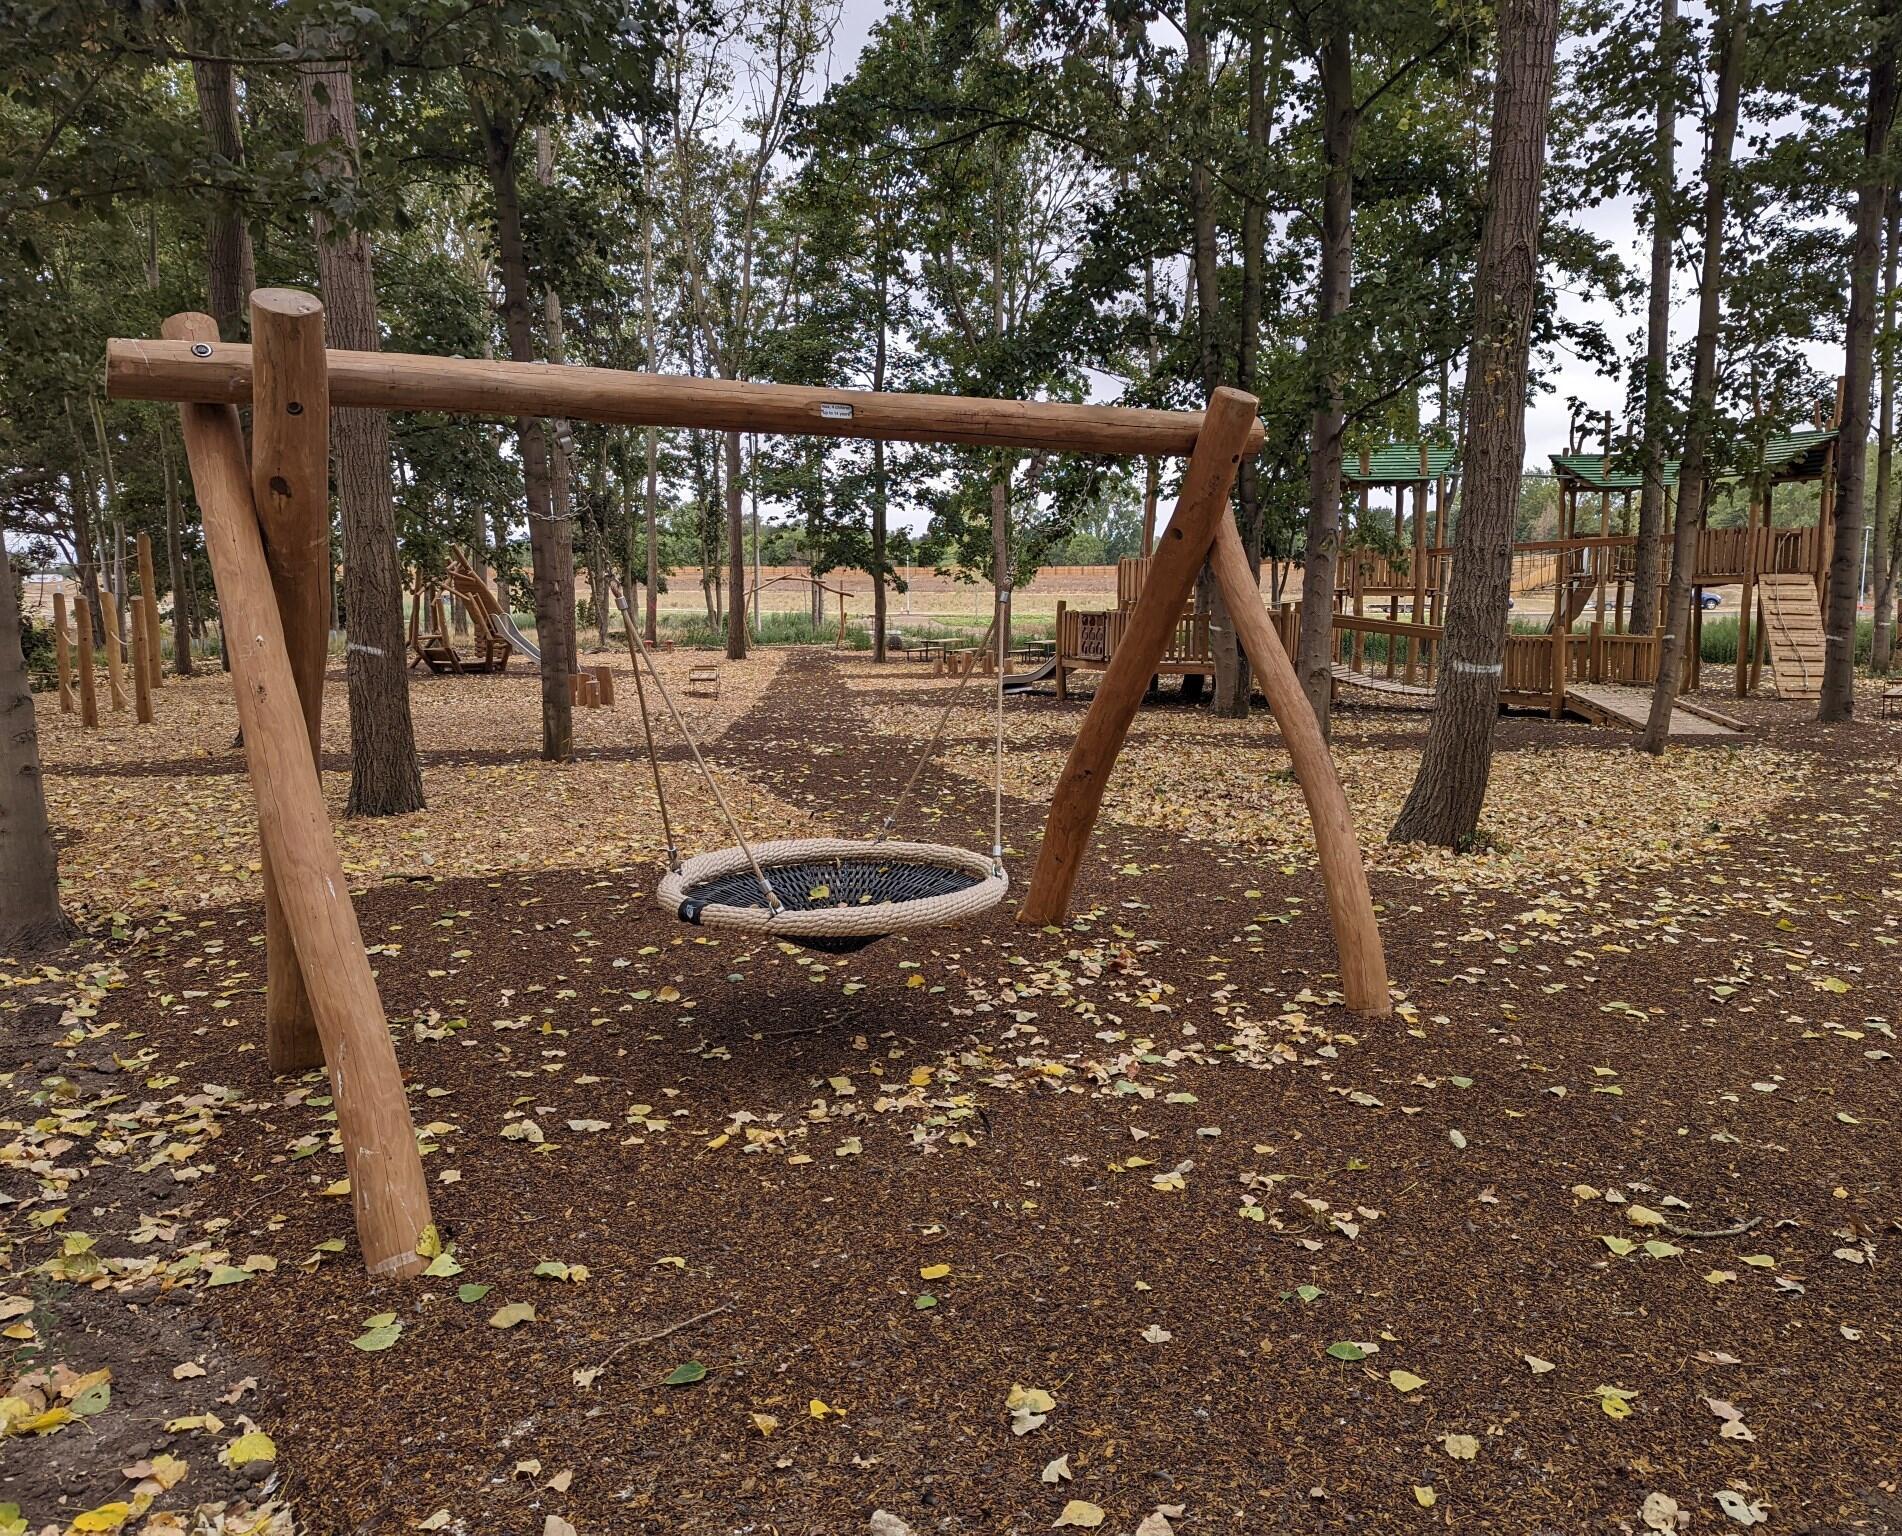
[53,592,75,713]
[1207,516,1389,1017]
[249,289,333,1073]
[163,309,431,1279]
[1019,388,1260,926]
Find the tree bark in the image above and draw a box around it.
[1389,0,1562,846]
[0,541,74,956]
[299,45,426,815]
[1641,3,1749,752]
[1629,0,1679,637]
[477,98,574,760]
[1295,21,1357,731]
[872,232,890,664]
[1821,1,1899,718]
[1876,183,1900,672]
[536,128,583,675]
[189,49,256,342]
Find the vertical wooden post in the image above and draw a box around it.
[163,308,431,1280]
[75,611,98,728]
[53,592,75,713]
[1550,622,1565,718]
[100,591,128,711]
[129,597,154,724]
[1736,481,1760,697]
[249,289,332,1073]
[1208,515,1388,1015]
[1020,389,1260,925]
[137,532,165,690]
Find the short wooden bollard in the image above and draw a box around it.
[592,664,615,706]
[137,532,165,690]
[53,592,75,713]
[101,593,128,711]
[75,615,98,728]
[129,597,155,724]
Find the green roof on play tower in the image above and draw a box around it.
[1549,429,1837,492]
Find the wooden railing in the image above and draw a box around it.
[1060,603,1209,667]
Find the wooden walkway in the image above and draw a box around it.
[1565,684,1744,737]
[1330,663,1436,701]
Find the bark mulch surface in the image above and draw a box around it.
[5,651,1900,1536]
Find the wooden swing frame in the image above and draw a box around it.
[106,288,1389,1279]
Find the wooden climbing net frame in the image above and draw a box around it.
[106,287,1390,1278]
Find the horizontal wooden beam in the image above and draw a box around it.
[105,335,1261,459]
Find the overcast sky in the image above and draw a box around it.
[808,4,1843,496]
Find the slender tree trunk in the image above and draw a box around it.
[299,44,425,815]
[872,244,890,663]
[724,431,747,659]
[1390,0,1562,845]
[640,139,661,645]
[477,99,573,760]
[1876,184,1901,672]
[0,541,73,955]
[160,425,194,673]
[189,49,256,341]
[1630,0,1679,637]
[1296,22,1357,730]
[1821,2,1899,718]
[1641,3,1749,752]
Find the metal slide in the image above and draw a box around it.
[490,613,541,665]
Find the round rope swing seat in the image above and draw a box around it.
[610,579,1015,958]
[659,838,1009,953]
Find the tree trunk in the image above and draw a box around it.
[641,138,661,645]
[1641,3,1749,752]
[0,542,73,955]
[535,128,582,678]
[1295,22,1357,730]
[872,248,890,663]
[1821,2,1899,718]
[189,50,256,342]
[1876,183,1900,672]
[1389,0,1562,845]
[1630,0,1679,637]
[478,99,573,760]
[992,464,1012,655]
[299,44,426,815]
[160,425,194,673]
[724,430,747,659]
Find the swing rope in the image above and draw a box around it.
[611,581,780,912]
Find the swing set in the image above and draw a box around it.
[106,287,1388,1280]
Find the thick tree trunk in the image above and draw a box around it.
[1630,0,1679,637]
[1389,0,1561,846]
[478,101,574,760]
[189,50,256,341]
[1821,3,1898,719]
[0,542,74,955]
[1295,24,1357,731]
[1876,185,1900,673]
[299,46,425,815]
[1186,6,1247,716]
[1641,4,1749,752]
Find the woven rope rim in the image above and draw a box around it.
[657,838,1010,938]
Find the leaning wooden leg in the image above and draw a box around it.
[1019,388,1260,924]
[1209,515,1390,1017]
[248,290,333,1073]
[166,309,431,1279]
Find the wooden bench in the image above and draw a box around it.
[1881,687,1902,719]
[687,665,721,699]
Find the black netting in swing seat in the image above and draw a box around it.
[676,856,985,953]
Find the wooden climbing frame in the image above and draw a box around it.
[105,292,1391,1275]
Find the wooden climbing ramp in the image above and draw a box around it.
[1565,684,1745,738]
[1755,574,1824,701]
